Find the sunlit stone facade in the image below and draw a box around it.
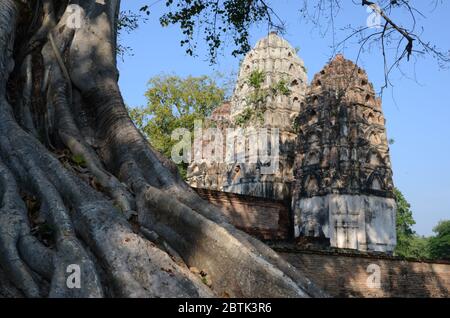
[187,36,397,253]
[291,55,396,252]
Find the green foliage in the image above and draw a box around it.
[132,1,450,70]
[271,78,291,96]
[428,220,450,260]
[248,70,265,89]
[394,188,416,257]
[393,188,450,260]
[117,10,147,58]
[157,1,278,62]
[247,71,290,98]
[393,188,432,258]
[129,74,225,178]
[118,10,141,32]
[233,106,264,127]
[247,89,269,106]
[404,235,431,259]
[234,70,292,126]
[71,154,86,167]
[233,107,253,126]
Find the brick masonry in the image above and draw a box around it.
[278,248,450,298]
[197,188,450,297]
[194,188,291,240]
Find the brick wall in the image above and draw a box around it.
[195,188,450,298]
[278,248,450,298]
[194,188,291,240]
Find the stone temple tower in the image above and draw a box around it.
[291,55,397,252]
[223,32,308,200]
[187,32,308,201]
[230,32,307,131]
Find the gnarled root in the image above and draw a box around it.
[137,185,310,297]
[0,1,213,298]
[75,81,324,297]
[0,159,48,297]
[0,0,326,298]
[0,103,213,297]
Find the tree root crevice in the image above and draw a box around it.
[0,0,326,298]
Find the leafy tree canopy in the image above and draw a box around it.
[394,188,417,256]
[394,188,449,260]
[129,74,225,178]
[429,220,450,260]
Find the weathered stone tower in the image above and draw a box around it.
[187,36,397,253]
[291,55,397,252]
[187,32,308,201]
[229,32,307,131]
[223,32,308,200]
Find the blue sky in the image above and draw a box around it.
[118,1,450,236]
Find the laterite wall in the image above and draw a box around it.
[194,188,291,240]
[278,248,450,298]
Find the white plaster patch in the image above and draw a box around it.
[295,194,397,253]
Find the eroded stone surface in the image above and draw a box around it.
[295,195,396,252]
[187,36,397,253]
[292,55,396,252]
[187,32,307,200]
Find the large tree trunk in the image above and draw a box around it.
[0,0,326,298]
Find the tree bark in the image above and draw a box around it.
[0,0,326,298]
